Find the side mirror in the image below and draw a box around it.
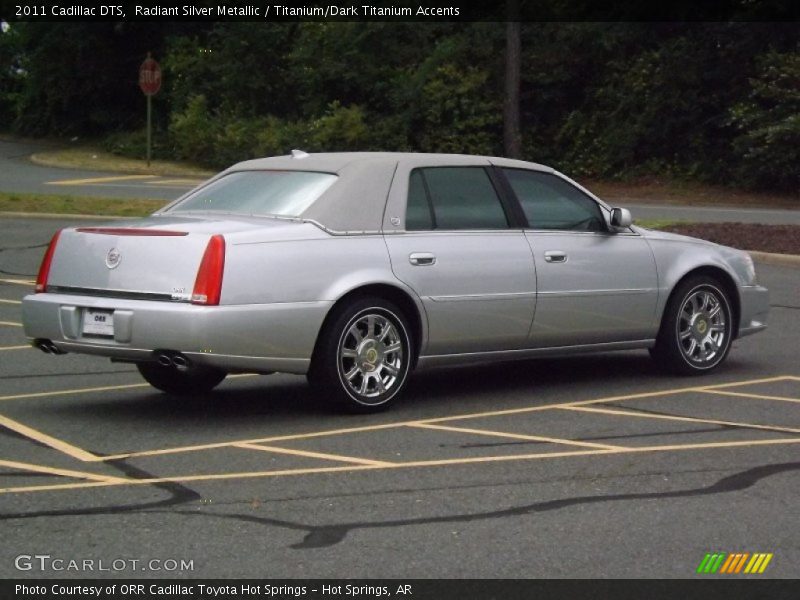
[610,207,632,229]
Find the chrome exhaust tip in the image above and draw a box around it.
[154,351,190,370]
[34,339,64,355]
[172,353,190,370]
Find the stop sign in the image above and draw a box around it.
[138,55,162,96]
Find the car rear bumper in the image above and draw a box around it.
[737,284,769,338]
[21,293,332,374]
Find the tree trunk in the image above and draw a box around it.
[504,16,521,158]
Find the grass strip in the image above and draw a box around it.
[0,192,164,217]
[30,147,212,178]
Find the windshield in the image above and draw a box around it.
[168,171,337,217]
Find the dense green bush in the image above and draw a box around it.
[1,22,797,193]
[729,52,800,192]
[102,129,172,161]
[166,97,374,167]
[168,94,219,165]
[415,64,501,155]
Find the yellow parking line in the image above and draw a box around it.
[0,278,34,286]
[409,422,625,450]
[0,414,99,461]
[558,405,800,435]
[0,320,22,327]
[0,464,380,494]
[697,376,797,389]
[5,436,800,495]
[627,437,800,452]
[47,175,157,186]
[99,376,797,462]
[234,442,394,466]
[0,382,151,403]
[0,345,30,351]
[421,376,795,426]
[0,459,126,483]
[0,373,257,404]
[102,422,410,461]
[699,389,800,405]
[0,299,21,305]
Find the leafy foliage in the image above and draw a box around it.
[729,51,800,191]
[0,21,796,193]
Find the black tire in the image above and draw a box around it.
[309,297,413,413]
[137,362,227,395]
[650,275,734,375]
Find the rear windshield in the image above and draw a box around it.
[168,171,337,217]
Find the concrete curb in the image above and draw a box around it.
[748,250,800,268]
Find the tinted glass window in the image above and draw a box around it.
[405,170,434,231]
[170,171,337,217]
[504,169,605,231]
[412,167,508,230]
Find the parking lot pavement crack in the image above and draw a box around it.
[91,460,800,550]
[4,461,798,550]
[0,459,201,520]
[452,426,732,449]
[584,403,800,435]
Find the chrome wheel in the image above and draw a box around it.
[338,312,405,402]
[676,286,729,367]
[310,297,413,412]
[652,277,734,375]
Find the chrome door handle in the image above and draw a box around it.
[409,252,436,266]
[544,251,567,263]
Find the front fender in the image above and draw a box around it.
[644,236,746,327]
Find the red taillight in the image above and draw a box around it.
[191,235,225,305]
[35,230,62,293]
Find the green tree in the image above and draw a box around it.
[0,22,23,126]
[9,23,179,135]
[729,51,800,191]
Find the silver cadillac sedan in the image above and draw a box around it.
[22,152,769,411]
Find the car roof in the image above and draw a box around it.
[208,152,559,233]
[229,152,554,174]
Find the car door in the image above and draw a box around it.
[499,168,659,348]
[383,162,537,355]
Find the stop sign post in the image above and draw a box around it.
[138,53,162,167]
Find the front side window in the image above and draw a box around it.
[405,167,508,230]
[503,169,605,232]
[169,171,337,217]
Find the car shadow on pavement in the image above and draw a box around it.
[39,350,753,425]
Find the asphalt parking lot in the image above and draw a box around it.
[0,216,798,579]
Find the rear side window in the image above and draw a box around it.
[503,169,605,232]
[406,170,434,230]
[405,167,509,230]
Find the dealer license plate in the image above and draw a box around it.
[82,309,114,336]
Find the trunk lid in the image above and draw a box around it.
[45,215,319,301]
